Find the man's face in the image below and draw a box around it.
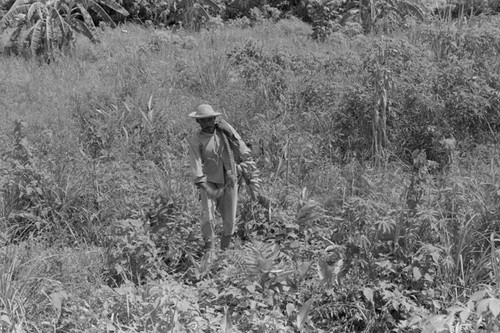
[197,117,216,134]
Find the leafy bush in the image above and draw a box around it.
[98,278,206,331]
[307,0,339,41]
[228,38,291,106]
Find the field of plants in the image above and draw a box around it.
[1,0,500,332]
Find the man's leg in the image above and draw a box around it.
[218,182,238,250]
[200,183,217,249]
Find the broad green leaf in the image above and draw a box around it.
[24,20,35,42]
[477,298,490,315]
[422,315,450,333]
[9,25,23,43]
[45,13,53,52]
[459,309,471,323]
[489,299,500,318]
[51,8,71,35]
[299,261,313,278]
[286,303,295,317]
[147,94,153,112]
[27,2,44,22]
[220,306,233,333]
[30,19,44,56]
[274,270,296,283]
[50,290,68,314]
[69,17,99,43]
[97,0,129,16]
[317,258,332,285]
[447,305,464,313]
[297,298,313,331]
[413,266,422,281]
[7,0,34,10]
[59,2,70,15]
[363,287,373,304]
[75,0,116,27]
[470,290,487,302]
[0,3,31,32]
[73,3,99,43]
[0,314,11,324]
[75,3,93,25]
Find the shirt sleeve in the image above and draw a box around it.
[188,134,206,184]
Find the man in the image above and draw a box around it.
[188,104,251,250]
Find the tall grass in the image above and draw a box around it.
[1,15,500,331]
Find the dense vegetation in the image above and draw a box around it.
[1,0,500,332]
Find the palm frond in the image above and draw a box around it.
[5,0,33,12]
[68,16,99,42]
[57,1,69,15]
[193,3,209,20]
[30,18,43,56]
[0,3,31,32]
[375,5,403,23]
[75,3,93,25]
[73,4,99,41]
[397,1,425,21]
[9,24,23,42]
[45,13,53,52]
[24,19,34,37]
[75,0,115,28]
[340,9,357,25]
[199,0,219,11]
[243,240,279,274]
[51,7,70,35]
[95,0,128,16]
[27,1,43,22]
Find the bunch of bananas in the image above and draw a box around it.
[237,156,261,201]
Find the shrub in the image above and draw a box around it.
[307,0,339,41]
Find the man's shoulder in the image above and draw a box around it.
[216,119,242,139]
[189,130,203,145]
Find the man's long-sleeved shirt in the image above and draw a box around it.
[189,122,250,185]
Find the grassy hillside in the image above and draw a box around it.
[1,16,500,332]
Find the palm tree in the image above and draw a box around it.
[0,0,128,59]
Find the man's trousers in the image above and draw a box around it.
[200,181,237,242]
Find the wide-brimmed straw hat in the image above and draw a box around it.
[189,104,222,119]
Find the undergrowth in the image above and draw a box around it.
[1,15,500,332]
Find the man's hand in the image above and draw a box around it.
[206,187,224,200]
[198,182,224,200]
[226,171,237,187]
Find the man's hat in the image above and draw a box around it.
[189,104,222,119]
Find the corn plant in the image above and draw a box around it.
[366,40,393,163]
[0,0,128,59]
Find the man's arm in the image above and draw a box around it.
[197,182,224,200]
